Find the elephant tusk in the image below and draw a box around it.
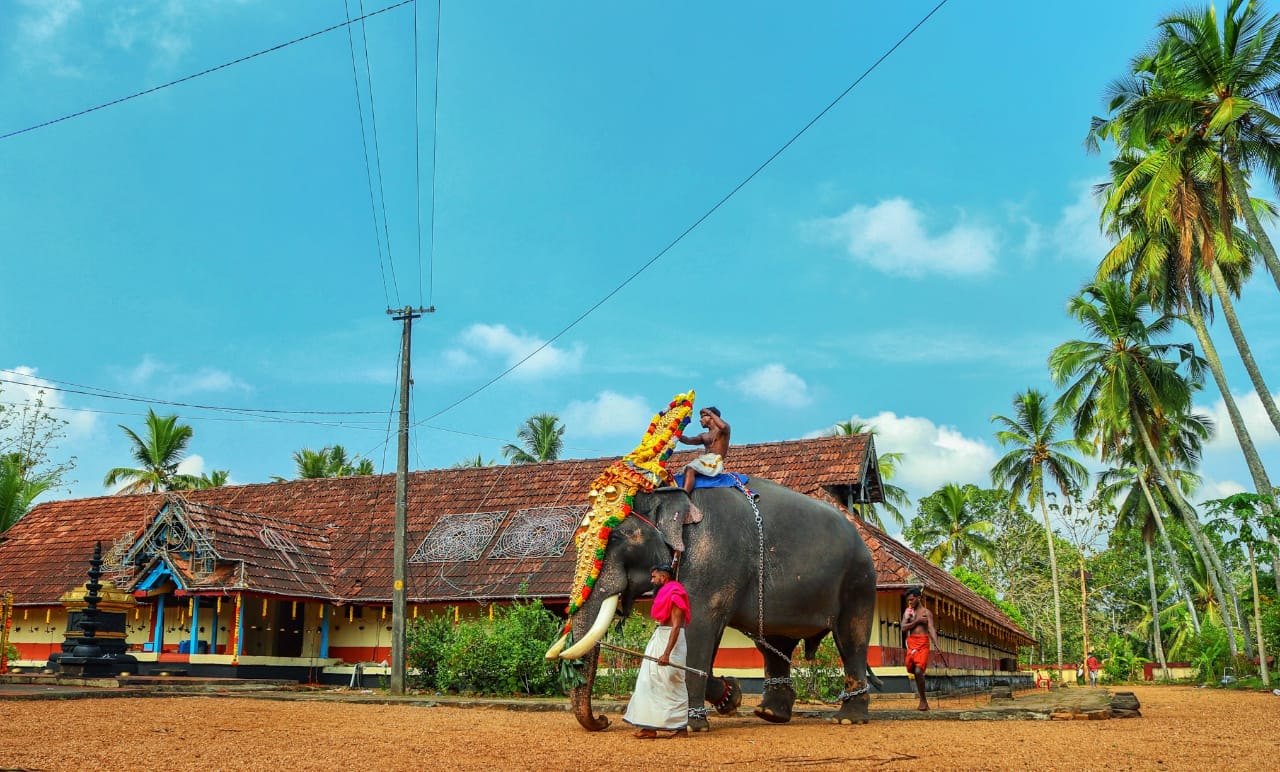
[544,632,569,660]
[559,594,620,660]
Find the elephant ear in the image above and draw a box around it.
[648,488,702,553]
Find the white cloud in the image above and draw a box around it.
[119,355,251,396]
[723,364,812,407]
[562,391,654,437]
[455,323,583,380]
[859,328,1054,370]
[1201,389,1280,451]
[840,411,999,503]
[176,454,206,478]
[807,198,998,278]
[1049,182,1113,264]
[0,365,98,440]
[1200,477,1247,502]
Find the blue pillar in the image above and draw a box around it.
[153,594,166,652]
[189,596,200,654]
[320,604,330,659]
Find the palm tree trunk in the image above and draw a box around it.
[1079,553,1089,677]
[1145,538,1171,680]
[1186,305,1280,598]
[1133,413,1240,657]
[1226,139,1280,293]
[1136,473,1201,633]
[1038,493,1065,675]
[1208,264,1280,438]
[1248,543,1271,687]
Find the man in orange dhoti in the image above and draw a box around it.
[902,587,942,711]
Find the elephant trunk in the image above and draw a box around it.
[570,648,610,731]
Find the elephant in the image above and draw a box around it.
[546,477,879,732]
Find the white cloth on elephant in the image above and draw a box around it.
[684,452,724,478]
[623,626,688,731]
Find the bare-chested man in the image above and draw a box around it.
[676,407,730,495]
[902,587,943,711]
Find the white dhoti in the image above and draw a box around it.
[684,453,724,478]
[623,626,688,731]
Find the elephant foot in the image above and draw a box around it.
[687,710,711,733]
[753,678,796,724]
[707,676,743,716]
[831,677,871,726]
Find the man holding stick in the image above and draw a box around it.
[624,564,690,739]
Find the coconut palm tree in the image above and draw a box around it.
[906,483,997,570]
[501,413,565,464]
[1049,282,1245,657]
[103,409,201,494]
[824,419,911,529]
[991,389,1092,674]
[453,454,495,468]
[190,469,231,489]
[278,446,375,480]
[0,455,55,534]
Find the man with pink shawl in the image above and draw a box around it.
[624,564,691,739]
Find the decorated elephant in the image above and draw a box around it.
[545,392,879,732]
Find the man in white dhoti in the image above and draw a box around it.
[624,564,691,739]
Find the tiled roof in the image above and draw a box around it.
[0,434,1025,640]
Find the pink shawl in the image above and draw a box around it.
[651,580,690,625]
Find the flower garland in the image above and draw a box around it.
[561,391,695,633]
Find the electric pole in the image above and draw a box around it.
[388,304,432,695]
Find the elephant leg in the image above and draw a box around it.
[830,599,875,725]
[682,617,722,732]
[705,674,742,716]
[753,636,799,724]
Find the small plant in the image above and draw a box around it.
[1187,623,1230,685]
[1099,634,1149,682]
[405,607,455,691]
[791,636,845,703]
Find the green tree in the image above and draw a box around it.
[0,387,74,506]
[453,454,496,468]
[824,419,910,530]
[189,469,231,489]
[1049,281,1246,657]
[278,445,375,480]
[991,388,1091,673]
[501,413,565,464]
[103,409,201,494]
[1206,492,1280,686]
[904,483,997,570]
[0,455,56,533]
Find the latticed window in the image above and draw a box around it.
[410,511,506,563]
[488,506,584,559]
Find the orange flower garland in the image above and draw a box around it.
[561,391,695,633]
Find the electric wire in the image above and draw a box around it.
[427,0,443,307]
[356,0,401,305]
[415,0,952,426]
[0,0,417,142]
[344,0,397,307]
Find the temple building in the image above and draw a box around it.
[0,435,1033,689]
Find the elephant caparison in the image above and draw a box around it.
[546,478,879,732]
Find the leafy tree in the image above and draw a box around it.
[0,455,56,534]
[453,454,496,468]
[951,565,1026,627]
[189,469,231,489]
[0,387,74,516]
[1206,492,1280,686]
[904,483,997,570]
[501,413,565,464]
[991,388,1091,673]
[103,409,202,494]
[824,419,911,530]
[277,445,375,480]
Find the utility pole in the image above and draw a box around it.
[387,304,433,695]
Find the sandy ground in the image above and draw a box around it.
[1,685,1277,771]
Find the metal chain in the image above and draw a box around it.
[688,706,710,720]
[836,682,870,702]
[734,480,793,666]
[762,676,793,687]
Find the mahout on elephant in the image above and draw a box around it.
[546,392,880,732]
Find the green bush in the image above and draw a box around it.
[1099,634,1149,682]
[593,612,655,698]
[406,600,564,696]
[1187,623,1230,684]
[792,636,845,703]
[4,642,18,665]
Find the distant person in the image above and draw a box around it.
[624,564,691,739]
[902,587,943,711]
[1086,652,1101,687]
[677,407,730,495]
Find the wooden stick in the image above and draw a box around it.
[598,641,708,678]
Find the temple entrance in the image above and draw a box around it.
[274,602,303,658]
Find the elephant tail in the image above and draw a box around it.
[866,667,884,691]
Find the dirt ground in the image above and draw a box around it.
[1,685,1277,771]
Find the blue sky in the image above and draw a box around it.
[2,0,1277,536]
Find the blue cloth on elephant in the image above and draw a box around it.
[672,471,750,489]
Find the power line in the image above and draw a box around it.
[415,0,952,426]
[0,0,417,142]
[345,0,398,307]
[0,399,387,430]
[357,0,401,306]
[425,0,443,308]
